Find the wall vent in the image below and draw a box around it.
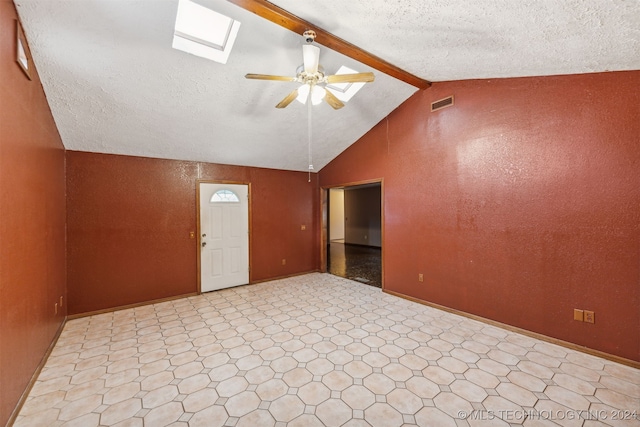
[431,95,454,112]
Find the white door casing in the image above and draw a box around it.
[199,183,249,292]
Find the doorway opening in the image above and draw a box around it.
[324,182,382,288]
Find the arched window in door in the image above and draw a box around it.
[210,189,240,203]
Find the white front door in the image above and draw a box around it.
[199,183,249,292]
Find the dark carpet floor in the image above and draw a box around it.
[327,241,382,288]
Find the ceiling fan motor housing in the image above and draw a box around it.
[296,65,324,84]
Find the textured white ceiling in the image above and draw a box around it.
[14,0,640,172]
[270,0,640,81]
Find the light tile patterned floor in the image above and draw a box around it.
[15,273,640,427]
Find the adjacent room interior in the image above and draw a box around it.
[327,184,383,287]
[1,0,638,426]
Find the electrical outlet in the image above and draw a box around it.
[418,273,424,282]
[282,259,286,265]
[573,309,584,321]
[584,310,595,324]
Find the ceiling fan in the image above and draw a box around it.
[245,30,375,109]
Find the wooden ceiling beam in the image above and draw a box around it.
[226,0,431,89]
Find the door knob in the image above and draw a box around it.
[202,242,207,247]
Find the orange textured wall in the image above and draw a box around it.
[0,1,67,424]
[67,152,319,315]
[320,71,640,362]
[199,164,319,282]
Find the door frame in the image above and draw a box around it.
[196,180,252,294]
[320,178,384,289]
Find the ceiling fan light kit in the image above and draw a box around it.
[296,84,325,105]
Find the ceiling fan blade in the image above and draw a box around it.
[245,74,296,82]
[326,72,375,84]
[324,89,345,110]
[275,88,299,109]
[302,44,320,74]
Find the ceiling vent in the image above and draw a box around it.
[431,96,454,112]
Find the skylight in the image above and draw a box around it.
[326,66,366,102]
[172,0,241,64]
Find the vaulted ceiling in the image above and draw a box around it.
[14,0,640,172]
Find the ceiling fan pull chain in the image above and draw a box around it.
[308,92,313,183]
